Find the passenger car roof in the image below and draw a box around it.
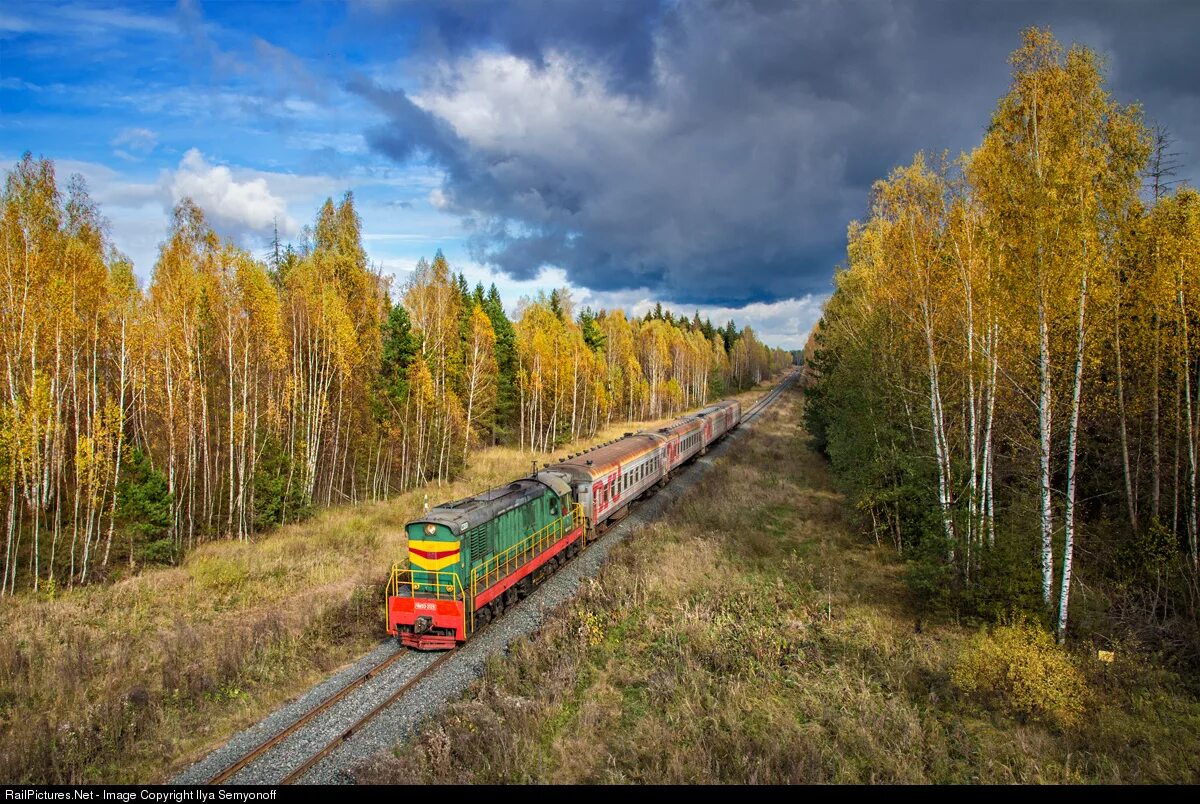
[549,432,665,482]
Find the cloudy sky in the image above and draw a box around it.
[2,1,1197,348]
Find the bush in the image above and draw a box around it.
[1115,516,1179,589]
[189,556,249,592]
[135,538,178,566]
[116,448,173,563]
[905,531,956,616]
[962,528,1043,623]
[252,436,310,531]
[951,621,1088,728]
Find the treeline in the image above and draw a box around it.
[0,155,790,593]
[805,29,1198,653]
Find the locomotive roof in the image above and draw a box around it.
[548,432,665,481]
[410,477,552,535]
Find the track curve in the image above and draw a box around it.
[175,369,799,785]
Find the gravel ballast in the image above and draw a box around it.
[174,374,795,785]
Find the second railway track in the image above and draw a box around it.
[175,370,798,786]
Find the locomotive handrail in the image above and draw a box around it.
[468,503,585,609]
[386,564,465,601]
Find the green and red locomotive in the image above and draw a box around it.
[386,399,741,649]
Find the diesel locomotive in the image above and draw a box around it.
[386,399,742,649]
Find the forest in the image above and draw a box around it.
[0,163,792,594]
[805,29,1199,661]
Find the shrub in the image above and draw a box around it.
[905,532,956,616]
[963,528,1043,623]
[116,448,173,563]
[252,435,311,531]
[135,538,178,566]
[951,621,1088,728]
[189,556,249,592]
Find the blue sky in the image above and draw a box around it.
[1,2,469,294]
[3,1,1197,349]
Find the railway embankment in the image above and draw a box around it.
[357,385,1200,784]
[0,380,780,784]
[172,372,794,784]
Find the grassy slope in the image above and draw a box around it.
[0,384,774,784]
[359,387,1200,784]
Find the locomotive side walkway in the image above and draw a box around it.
[173,371,797,784]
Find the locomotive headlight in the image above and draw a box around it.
[424,523,437,536]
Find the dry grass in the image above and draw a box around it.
[0,382,776,784]
[358,388,1200,785]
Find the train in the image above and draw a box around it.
[386,399,743,649]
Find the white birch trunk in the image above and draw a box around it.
[1057,265,1089,642]
[1038,293,1055,607]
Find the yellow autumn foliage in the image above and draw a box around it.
[951,621,1088,728]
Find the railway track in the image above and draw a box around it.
[277,649,456,784]
[202,646,410,784]
[741,368,796,423]
[186,370,797,786]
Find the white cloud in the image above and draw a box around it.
[111,127,158,160]
[281,98,321,116]
[396,45,849,303]
[414,51,663,159]
[0,13,34,34]
[167,148,298,237]
[363,233,441,242]
[1,4,176,37]
[374,252,821,350]
[285,131,368,155]
[112,127,157,150]
[575,289,827,351]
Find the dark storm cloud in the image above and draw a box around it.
[351,0,666,92]
[350,0,1200,306]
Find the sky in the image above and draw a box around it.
[2,1,1197,350]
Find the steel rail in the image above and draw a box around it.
[207,369,797,785]
[204,647,409,784]
[279,649,457,784]
[741,368,796,423]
